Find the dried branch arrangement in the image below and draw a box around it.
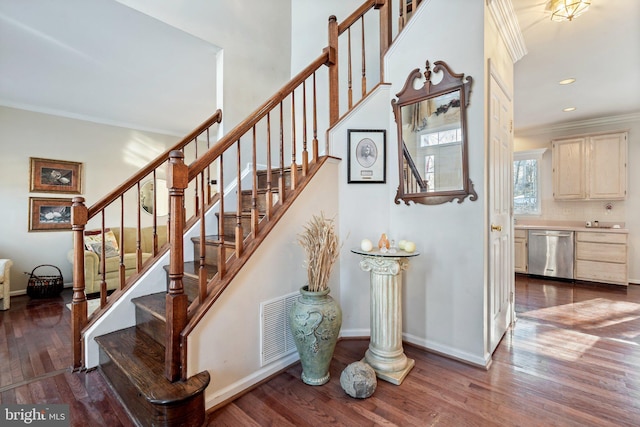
[298,212,340,292]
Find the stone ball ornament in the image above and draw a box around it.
[340,361,377,399]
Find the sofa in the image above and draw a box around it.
[0,259,12,310]
[67,226,167,295]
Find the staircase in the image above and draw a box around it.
[93,167,299,426]
[70,1,422,425]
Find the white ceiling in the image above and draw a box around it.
[0,1,638,135]
[512,0,640,131]
[0,0,219,136]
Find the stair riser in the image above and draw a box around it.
[135,306,165,347]
[99,350,206,427]
[218,214,253,238]
[240,191,279,213]
[257,169,295,189]
[192,242,234,266]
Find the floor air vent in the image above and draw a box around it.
[260,292,298,366]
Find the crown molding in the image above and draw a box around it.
[515,111,640,137]
[486,0,527,63]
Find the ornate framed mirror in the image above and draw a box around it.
[392,60,477,205]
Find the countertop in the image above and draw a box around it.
[514,221,628,234]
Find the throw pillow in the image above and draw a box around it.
[84,229,120,259]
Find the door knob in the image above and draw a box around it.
[491,224,502,232]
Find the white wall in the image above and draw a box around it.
[515,114,640,283]
[116,0,292,133]
[0,106,179,293]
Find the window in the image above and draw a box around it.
[513,149,546,215]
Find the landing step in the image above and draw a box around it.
[95,327,210,427]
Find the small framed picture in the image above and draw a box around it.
[29,197,73,232]
[30,157,83,194]
[347,129,386,183]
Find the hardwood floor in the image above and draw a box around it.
[2,276,640,426]
[209,276,640,426]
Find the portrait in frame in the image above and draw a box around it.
[347,129,386,184]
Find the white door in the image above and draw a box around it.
[488,68,513,353]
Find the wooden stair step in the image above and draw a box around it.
[256,166,302,189]
[239,188,280,212]
[95,326,210,427]
[215,211,264,237]
[191,235,235,266]
[132,292,167,346]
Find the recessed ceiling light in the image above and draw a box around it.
[563,107,576,112]
[559,78,576,85]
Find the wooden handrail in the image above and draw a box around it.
[188,54,329,181]
[88,109,222,216]
[338,0,378,34]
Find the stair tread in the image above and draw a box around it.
[163,261,218,279]
[132,292,167,321]
[95,326,210,405]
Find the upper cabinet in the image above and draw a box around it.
[552,132,627,200]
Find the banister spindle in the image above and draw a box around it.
[302,80,309,176]
[348,27,353,109]
[361,17,367,97]
[327,15,339,125]
[266,112,273,219]
[235,140,243,257]
[217,153,226,279]
[198,171,206,305]
[313,72,319,160]
[251,125,259,237]
[278,102,286,204]
[290,91,298,190]
[119,194,125,290]
[99,212,107,308]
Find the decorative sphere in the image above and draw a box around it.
[398,240,407,250]
[340,361,377,398]
[360,239,373,252]
[404,241,416,253]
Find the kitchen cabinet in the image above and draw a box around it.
[552,132,627,200]
[514,229,527,273]
[575,231,628,286]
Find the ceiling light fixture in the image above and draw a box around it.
[559,78,576,85]
[546,0,591,22]
[563,107,576,112]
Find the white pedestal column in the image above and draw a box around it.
[353,249,419,385]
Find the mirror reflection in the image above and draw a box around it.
[400,89,463,193]
[141,179,169,216]
[392,60,477,205]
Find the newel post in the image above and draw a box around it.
[327,14,339,126]
[165,150,188,381]
[71,197,88,370]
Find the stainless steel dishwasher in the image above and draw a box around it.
[527,230,575,279]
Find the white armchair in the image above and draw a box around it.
[0,259,12,310]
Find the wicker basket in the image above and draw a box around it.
[26,264,64,299]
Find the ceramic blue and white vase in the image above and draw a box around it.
[289,286,342,385]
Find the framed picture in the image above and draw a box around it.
[347,129,386,183]
[29,197,73,232]
[30,157,82,194]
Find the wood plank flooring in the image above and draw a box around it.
[209,276,640,426]
[1,276,640,426]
